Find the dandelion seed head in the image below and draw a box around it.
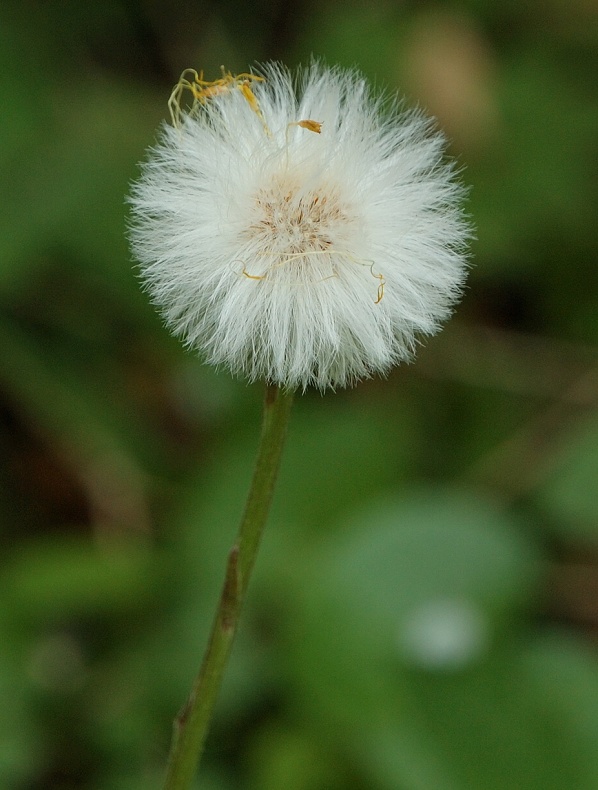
[129,62,471,390]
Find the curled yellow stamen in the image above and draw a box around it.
[285,119,323,149]
[374,273,385,304]
[168,67,267,131]
[295,119,322,134]
[239,81,271,137]
[240,250,385,302]
[242,266,265,281]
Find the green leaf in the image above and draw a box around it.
[290,489,547,788]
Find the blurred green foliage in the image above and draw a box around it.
[1,0,598,788]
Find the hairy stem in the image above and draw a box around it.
[163,384,294,789]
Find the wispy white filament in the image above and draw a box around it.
[129,63,470,390]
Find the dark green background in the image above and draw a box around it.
[1,1,598,788]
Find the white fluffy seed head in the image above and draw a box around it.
[129,63,471,391]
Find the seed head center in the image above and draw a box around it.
[250,181,346,255]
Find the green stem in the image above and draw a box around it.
[163,384,294,789]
